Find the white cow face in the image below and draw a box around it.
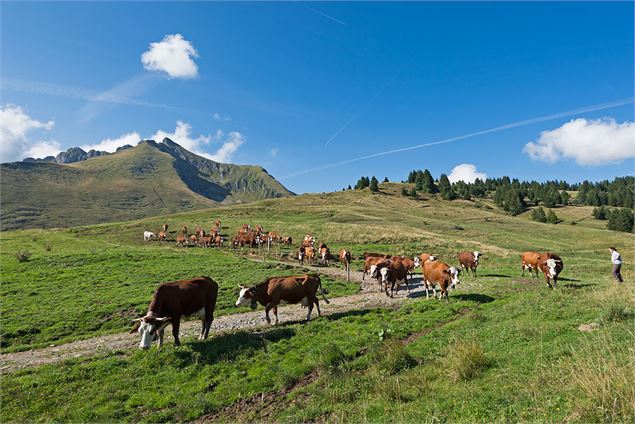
[235,286,258,309]
[448,266,461,289]
[135,317,170,350]
[414,257,421,268]
[545,259,559,278]
[370,265,379,279]
[380,267,389,283]
[473,251,481,262]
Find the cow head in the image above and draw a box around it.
[413,257,421,268]
[445,266,461,289]
[544,258,561,278]
[473,251,482,262]
[236,285,258,310]
[131,316,171,350]
[379,267,389,283]
[370,264,379,279]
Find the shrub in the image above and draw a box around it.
[531,207,547,223]
[546,209,559,224]
[369,176,379,192]
[15,251,32,263]
[409,188,417,198]
[44,242,52,252]
[372,339,417,375]
[444,339,490,381]
[401,187,409,196]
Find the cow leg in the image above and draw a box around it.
[553,276,558,288]
[264,304,273,324]
[403,278,410,293]
[521,265,525,277]
[157,328,165,348]
[172,320,181,346]
[314,297,321,317]
[306,302,314,321]
[273,306,279,325]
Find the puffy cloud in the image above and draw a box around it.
[0,104,56,161]
[207,131,245,163]
[141,34,199,79]
[151,121,245,163]
[81,132,141,153]
[523,118,635,166]
[269,147,279,158]
[447,164,487,183]
[213,112,231,122]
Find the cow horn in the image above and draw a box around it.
[554,259,562,263]
[155,316,171,323]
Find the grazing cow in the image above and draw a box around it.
[233,233,256,248]
[235,274,329,324]
[199,236,212,248]
[391,256,417,280]
[363,256,389,280]
[339,249,352,282]
[298,246,315,265]
[144,231,157,242]
[521,251,543,278]
[210,227,219,238]
[158,231,167,241]
[458,251,482,277]
[370,260,409,297]
[131,276,218,349]
[181,225,188,236]
[162,224,168,233]
[215,219,221,229]
[538,253,564,289]
[302,235,316,248]
[189,234,198,244]
[214,235,223,248]
[195,227,205,239]
[176,235,187,247]
[283,236,293,246]
[422,261,461,300]
[319,243,331,265]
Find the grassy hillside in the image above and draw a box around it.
[0,139,293,231]
[1,184,633,422]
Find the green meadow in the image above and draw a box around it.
[1,184,633,422]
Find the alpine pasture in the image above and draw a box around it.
[1,183,633,422]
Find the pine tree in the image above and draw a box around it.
[531,207,547,223]
[546,209,558,224]
[409,187,417,198]
[439,174,455,200]
[383,177,389,183]
[607,208,634,232]
[401,187,408,196]
[560,190,570,206]
[370,176,379,192]
[421,169,436,193]
[347,185,352,190]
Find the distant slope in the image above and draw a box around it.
[0,139,293,230]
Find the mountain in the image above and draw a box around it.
[0,138,294,230]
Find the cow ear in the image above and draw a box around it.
[130,321,142,334]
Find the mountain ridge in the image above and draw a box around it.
[1,138,293,230]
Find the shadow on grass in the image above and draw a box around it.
[480,273,512,278]
[558,277,582,282]
[452,293,496,304]
[180,327,296,366]
[562,283,595,290]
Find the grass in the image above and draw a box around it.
[1,185,633,422]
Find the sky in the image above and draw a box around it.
[1,1,633,194]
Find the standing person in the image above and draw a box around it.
[609,247,624,282]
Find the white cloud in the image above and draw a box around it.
[270,147,279,158]
[448,164,487,184]
[213,113,231,122]
[207,131,245,163]
[523,118,635,166]
[151,121,245,163]
[24,140,62,159]
[81,132,141,153]
[141,34,199,79]
[0,104,56,161]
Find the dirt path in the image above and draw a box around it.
[0,259,432,374]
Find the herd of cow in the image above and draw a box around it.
[132,222,564,350]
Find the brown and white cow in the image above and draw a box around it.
[422,260,461,300]
[391,256,417,280]
[363,256,389,281]
[521,251,543,278]
[458,251,482,277]
[283,236,293,246]
[181,225,188,236]
[370,260,409,297]
[199,236,212,248]
[131,276,218,349]
[235,274,329,324]
[318,243,331,265]
[189,234,198,244]
[158,231,167,241]
[176,235,187,247]
[215,219,221,229]
[162,223,168,233]
[414,252,437,283]
[339,249,352,282]
[538,253,564,289]
[363,252,390,260]
[214,235,223,248]
[298,246,315,265]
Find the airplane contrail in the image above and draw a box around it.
[301,3,346,25]
[281,97,634,179]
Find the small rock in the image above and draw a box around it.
[578,322,600,332]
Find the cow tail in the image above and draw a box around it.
[317,276,330,304]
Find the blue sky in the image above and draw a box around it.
[1,1,633,194]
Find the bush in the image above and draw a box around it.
[44,243,52,252]
[409,188,417,198]
[531,207,547,223]
[592,205,609,220]
[401,187,408,196]
[607,208,634,233]
[444,339,490,381]
[15,251,32,263]
[546,209,559,224]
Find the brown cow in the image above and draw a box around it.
[458,251,482,277]
[298,246,315,265]
[415,252,437,282]
[319,243,331,265]
[158,231,167,241]
[521,251,543,278]
[283,236,293,246]
[131,276,218,349]
[339,249,352,282]
[235,274,329,324]
[363,252,390,259]
[214,235,223,248]
[181,225,188,236]
[370,260,409,297]
[215,219,221,229]
[176,235,187,247]
[391,256,417,280]
[538,253,564,289]
[162,223,168,233]
[422,261,461,301]
[189,234,198,244]
[363,256,389,280]
[199,236,212,248]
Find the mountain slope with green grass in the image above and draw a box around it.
[0,138,293,230]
